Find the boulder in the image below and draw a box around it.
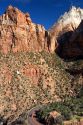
[45,111,62,125]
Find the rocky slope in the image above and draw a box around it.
[0,51,83,124]
[0,5,83,125]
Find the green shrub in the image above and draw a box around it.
[54,115,63,125]
[36,96,83,124]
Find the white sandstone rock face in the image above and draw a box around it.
[52,6,83,30]
[49,6,83,52]
[60,6,83,27]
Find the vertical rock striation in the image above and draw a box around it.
[0,5,49,54]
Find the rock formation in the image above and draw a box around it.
[0,5,83,125]
[0,5,49,54]
[49,6,83,58]
[0,6,83,58]
[57,20,83,59]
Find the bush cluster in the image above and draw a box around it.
[36,96,83,124]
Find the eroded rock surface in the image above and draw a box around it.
[56,20,83,59]
[49,6,83,58]
[0,6,83,125]
[0,5,49,54]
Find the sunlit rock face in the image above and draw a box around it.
[0,5,49,54]
[50,6,83,35]
[49,6,83,58]
[0,5,83,57]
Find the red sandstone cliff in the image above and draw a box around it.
[0,6,83,124]
[0,5,83,58]
[0,5,49,54]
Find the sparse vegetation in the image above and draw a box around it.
[0,51,83,124]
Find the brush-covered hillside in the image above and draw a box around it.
[0,6,83,125]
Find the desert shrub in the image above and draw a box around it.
[36,96,83,124]
[54,115,63,125]
[40,51,65,70]
[63,97,83,116]
[36,102,72,123]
